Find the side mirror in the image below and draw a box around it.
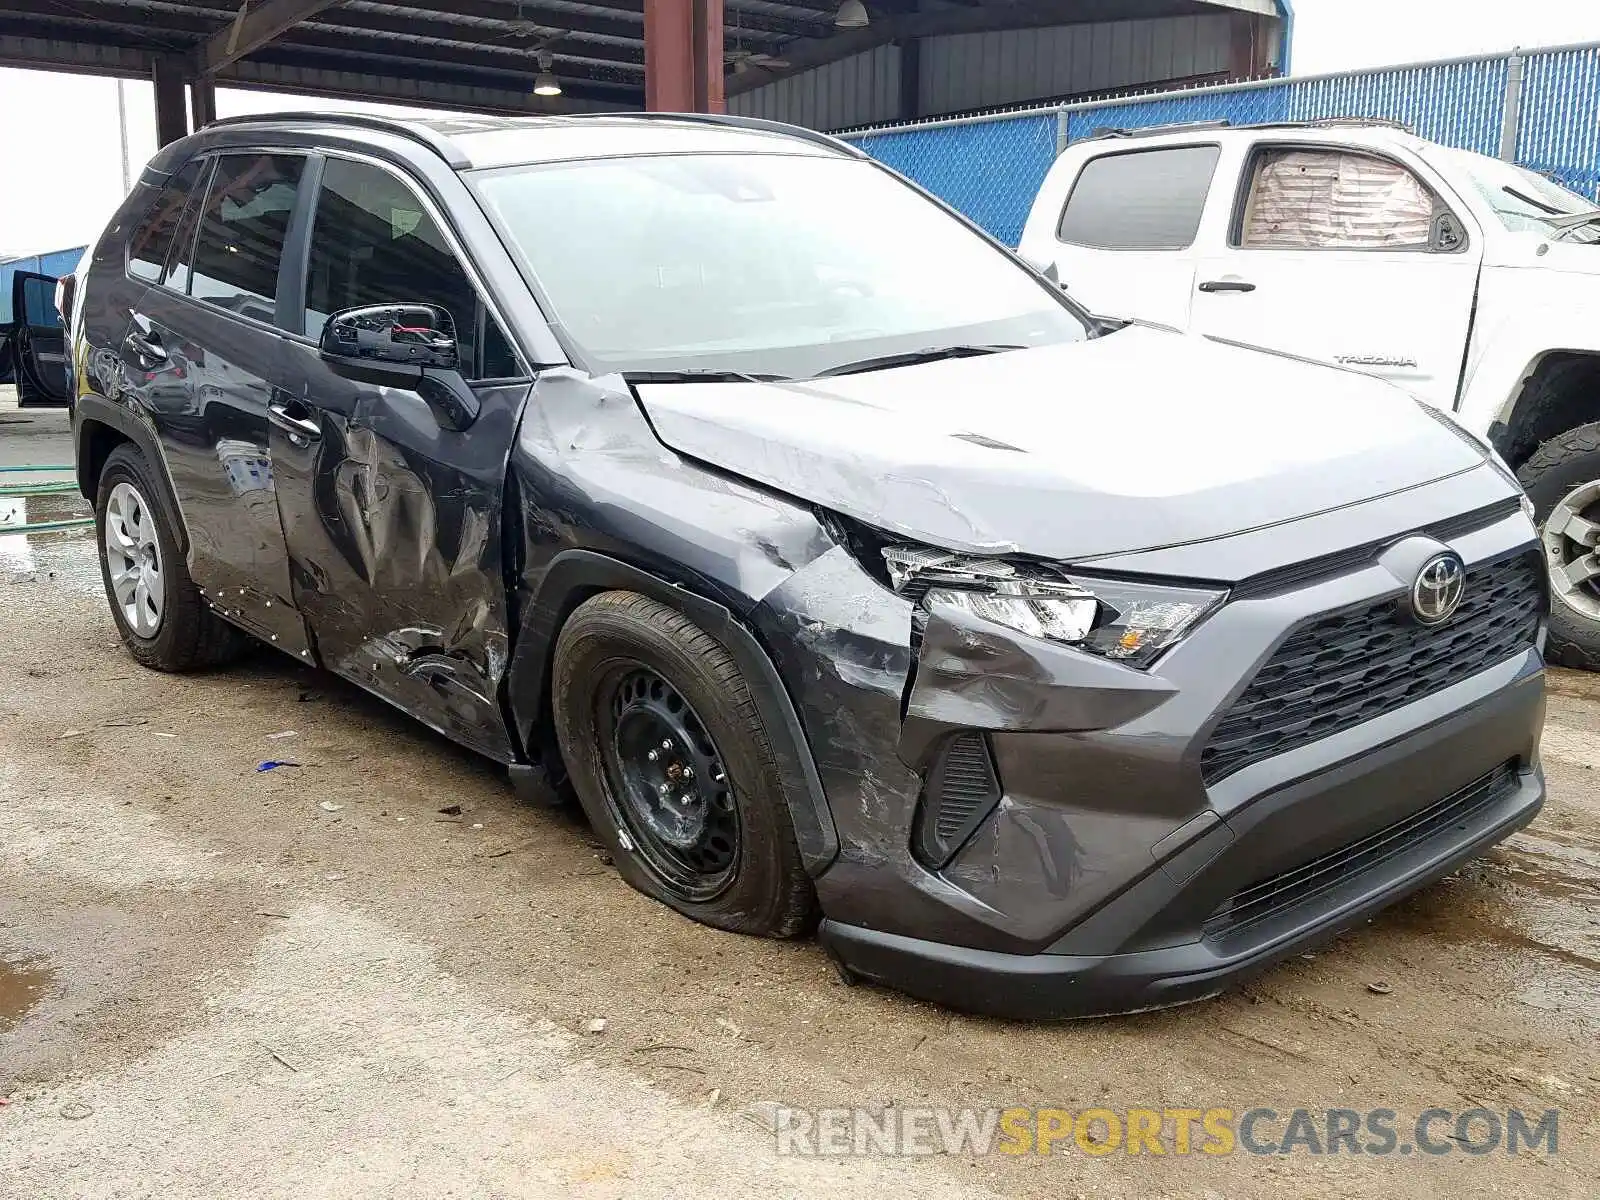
[318,303,479,432]
[320,303,460,370]
[1019,253,1068,290]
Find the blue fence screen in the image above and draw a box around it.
[842,43,1600,245]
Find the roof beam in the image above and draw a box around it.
[198,0,340,75]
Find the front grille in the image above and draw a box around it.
[1201,553,1543,785]
[1205,762,1519,939]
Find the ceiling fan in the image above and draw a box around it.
[725,7,789,70]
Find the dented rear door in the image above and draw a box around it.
[272,155,528,760]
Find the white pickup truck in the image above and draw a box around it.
[1018,118,1600,666]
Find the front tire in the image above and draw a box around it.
[1519,421,1600,670]
[95,444,248,671]
[551,591,816,938]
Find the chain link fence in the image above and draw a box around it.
[840,42,1600,244]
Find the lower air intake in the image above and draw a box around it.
[916,732,1002,867]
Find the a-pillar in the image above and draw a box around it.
[644,0,724,113]
[152,54,189,147]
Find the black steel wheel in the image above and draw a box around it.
[551,591,816,938]
[599,665,740,902]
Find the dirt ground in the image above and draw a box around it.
[0,411,1596,1198]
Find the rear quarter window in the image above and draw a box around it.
[1057,145,1222,251]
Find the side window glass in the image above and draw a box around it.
[305,159,504,379]
[19,276,60,328]
[1240,149,1436,250]
[1057,146,1221,250]
[162,158,212,295]
[127,159,205,283]
[481,315,519,380]
[189,153,305,324]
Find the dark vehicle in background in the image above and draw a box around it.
[1,270,70,405]
[67,113,1548,1019]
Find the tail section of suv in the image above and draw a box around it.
[70,112,1547,1018]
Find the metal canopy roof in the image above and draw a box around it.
[0,0,1260,114]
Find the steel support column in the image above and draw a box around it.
[152,54,188,146]
[644,0,723,112]
[191,75,217,130]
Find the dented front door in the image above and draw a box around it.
[270,155,527,761]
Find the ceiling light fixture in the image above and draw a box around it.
[835,0,869,28]
[533,50,562,97]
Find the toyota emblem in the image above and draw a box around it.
[1411,552,1466,626]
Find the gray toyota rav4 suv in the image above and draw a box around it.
[69,112,1547,1018]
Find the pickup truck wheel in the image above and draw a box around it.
[1519,422,1600,670]
[95,445,249,671]
[550,591,816,938]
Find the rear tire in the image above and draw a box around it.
[1519,422,1600,670]
[94,444,249,671]
[551,591,816,938]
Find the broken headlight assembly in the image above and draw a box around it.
[882,545,1226,669]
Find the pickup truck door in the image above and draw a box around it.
[1191,142,1481,409]
[270,155,528,761]
[1021,143,1225,328]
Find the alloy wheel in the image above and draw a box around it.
[104,481,164,638]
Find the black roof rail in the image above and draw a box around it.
[1088,119,1233,140]
[1084,115,1415,142]
[205,111,470,167]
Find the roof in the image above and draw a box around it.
[207,110,861,169]
[0,0,1286,116]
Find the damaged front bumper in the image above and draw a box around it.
[752,496,1546,1020]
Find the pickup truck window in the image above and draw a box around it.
[1056,145,1221,251]
[1239,148,1435,251]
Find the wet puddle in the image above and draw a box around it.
[0,959,53,1032]
[0,491,101,597]
[1389,832,1600,1028]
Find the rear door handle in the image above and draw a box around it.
[1198,279,1257,294]
[268,399,322,443]
[123,327,168,366]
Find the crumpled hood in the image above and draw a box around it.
[633,327,1484,561]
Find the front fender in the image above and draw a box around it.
[505,549,840,876]
[1458,309,1600,438]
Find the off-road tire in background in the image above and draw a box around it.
[551,591,817,938]
[1519,421,1600,670]
[95,444,249,671]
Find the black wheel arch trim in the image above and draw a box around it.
[507,549,840,877]
[74,395,190,555]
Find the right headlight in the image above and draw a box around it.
[883,546,1226,669]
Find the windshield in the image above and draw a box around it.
[1432,147,1600,243]
[469,152,1089,377]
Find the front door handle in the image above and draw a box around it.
[1198,279,1257,294]
[268,399,322,444]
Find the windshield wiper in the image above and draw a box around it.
[622,368,792,384]
[813,344,1028,379]
[1499,184,1600,239]
[1502,184,1568,216]
[1551,210,1600,240]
